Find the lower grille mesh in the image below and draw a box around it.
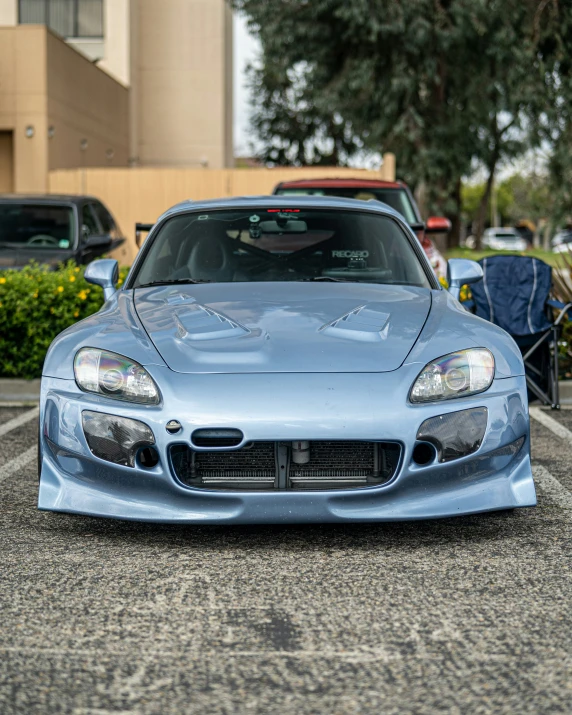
[196,442,275,482]
[291,442,374,480]
[171,440,401,491]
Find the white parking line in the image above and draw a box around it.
[0,445,36,484]
[0,406,39,438]
[533,465,572,509]
[529,406,572,441]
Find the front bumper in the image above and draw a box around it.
[38,370,536,523]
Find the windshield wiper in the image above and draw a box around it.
[135,278,212,288]
[300,276,356,283]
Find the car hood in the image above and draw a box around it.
[134,282,431,374]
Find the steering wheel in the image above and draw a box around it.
[27,235,61,247]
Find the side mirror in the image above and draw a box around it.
[426,216,452,233]
[84,234,113,249]
[84,259,119,301]
[446,258,482,301]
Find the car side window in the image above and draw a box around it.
[82,204,100,237]
[93,203,115,234]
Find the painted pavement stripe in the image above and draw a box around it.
[0,445,36,484]
[529,406,572,441]
[0,406,39,438]
[533,464,572,509]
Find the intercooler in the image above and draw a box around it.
[170,440,401,491]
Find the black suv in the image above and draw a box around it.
[0,195,125,269]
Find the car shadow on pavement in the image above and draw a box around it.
[37,506,545,553]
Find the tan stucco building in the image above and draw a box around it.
[0,0,234,192]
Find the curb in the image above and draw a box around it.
[0,379,41,403]
[559,380,572,405]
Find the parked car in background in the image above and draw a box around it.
[515,220,534,247]
[272,178,450,278]
[0,195,125,270]
[481,227,527,252]
[552,229,572,252]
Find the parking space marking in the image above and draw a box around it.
[0,445,36,484]
[533,464,572,509]
[0,406,39,438]
[529,406,572,441]
[0,645,399,661]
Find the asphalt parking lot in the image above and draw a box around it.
[0,405,571,714]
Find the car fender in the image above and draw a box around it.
[43,291,167,380]
[404,289,524,379]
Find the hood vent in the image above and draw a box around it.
[319,304,390,343]
[173,302,249,342]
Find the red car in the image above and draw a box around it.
[273,178,450,278]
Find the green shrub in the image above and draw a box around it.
[559,319,572,379]
[0,262,129,379]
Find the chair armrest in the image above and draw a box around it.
[548,299,572,325]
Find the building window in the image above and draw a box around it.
[19,0,103,39]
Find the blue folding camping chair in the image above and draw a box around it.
[469,254,572,409]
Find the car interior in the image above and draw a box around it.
[133,209,432,288]
[0,204,74,249]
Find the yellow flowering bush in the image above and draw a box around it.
[459,284,472,303]
[439,275,472,303]
[0,262,129,378]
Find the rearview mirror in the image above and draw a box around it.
[84,259,119,301]
[258,219,308,234]
[446,258,482,301]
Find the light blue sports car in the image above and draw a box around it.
[38,196,536,523]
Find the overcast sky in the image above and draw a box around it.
[233,13,260,156]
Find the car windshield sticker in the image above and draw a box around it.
[332,250,369,258]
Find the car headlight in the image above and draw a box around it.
[74,348,160,404]
[410,348,494,403]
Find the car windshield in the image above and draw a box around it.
[0,204,74,250]
[493,232,519,240]
[132,208,432,288]
[275,187,418,224]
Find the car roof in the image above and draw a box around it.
[157,194,407,224]
[274,178,407,190]
[0,194,98,205]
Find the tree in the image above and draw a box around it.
[245,61,362,165]
[462,174,550,232]
[231,0,562,247]
[534,1,572,224]
[462,180,514,228]
[501,174,552,228]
